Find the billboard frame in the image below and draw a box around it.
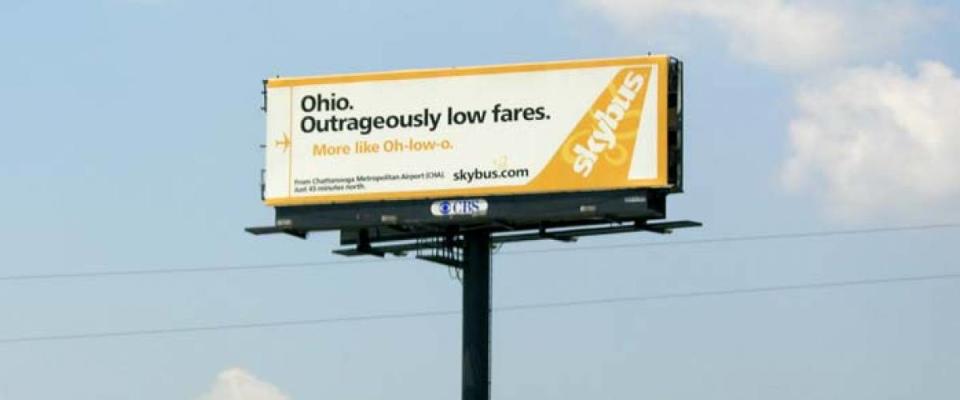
[260,55,684,209]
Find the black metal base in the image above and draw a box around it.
[246,188,671,239]
[330,219,701,264]
[244,189,701,400]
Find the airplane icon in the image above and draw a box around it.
[274,133,291,152]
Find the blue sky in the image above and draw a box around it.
[1,1,958,399]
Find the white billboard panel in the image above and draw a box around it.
[264,55,671,206]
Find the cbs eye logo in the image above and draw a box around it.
[438,201,452,215]
[431,199,489,217]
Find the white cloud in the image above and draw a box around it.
[197,368,290,400]
[781,61,960,221]
[580,0,956,221]
[578,0,932,71]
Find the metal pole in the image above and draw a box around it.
[462,231,491,400]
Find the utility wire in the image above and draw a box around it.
[0,259,384,282]
[1,222,958,283]
[508,222,960,255]
[2,271,957,345]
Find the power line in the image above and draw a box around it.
[1,222,958,282]
[495,272,960,311]
[2,271,957,345]
[508,222,960,255]
[0,309,460,345]
[0,259,383,282]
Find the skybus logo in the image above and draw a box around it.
[572,70,646,177]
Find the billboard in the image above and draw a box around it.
[263,55,678,207]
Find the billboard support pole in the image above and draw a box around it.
[462,230,491,400]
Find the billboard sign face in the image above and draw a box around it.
[264,55,673,206]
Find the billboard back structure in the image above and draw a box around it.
[262,55,683,208]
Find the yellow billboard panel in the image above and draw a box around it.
[263,55,673,206]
